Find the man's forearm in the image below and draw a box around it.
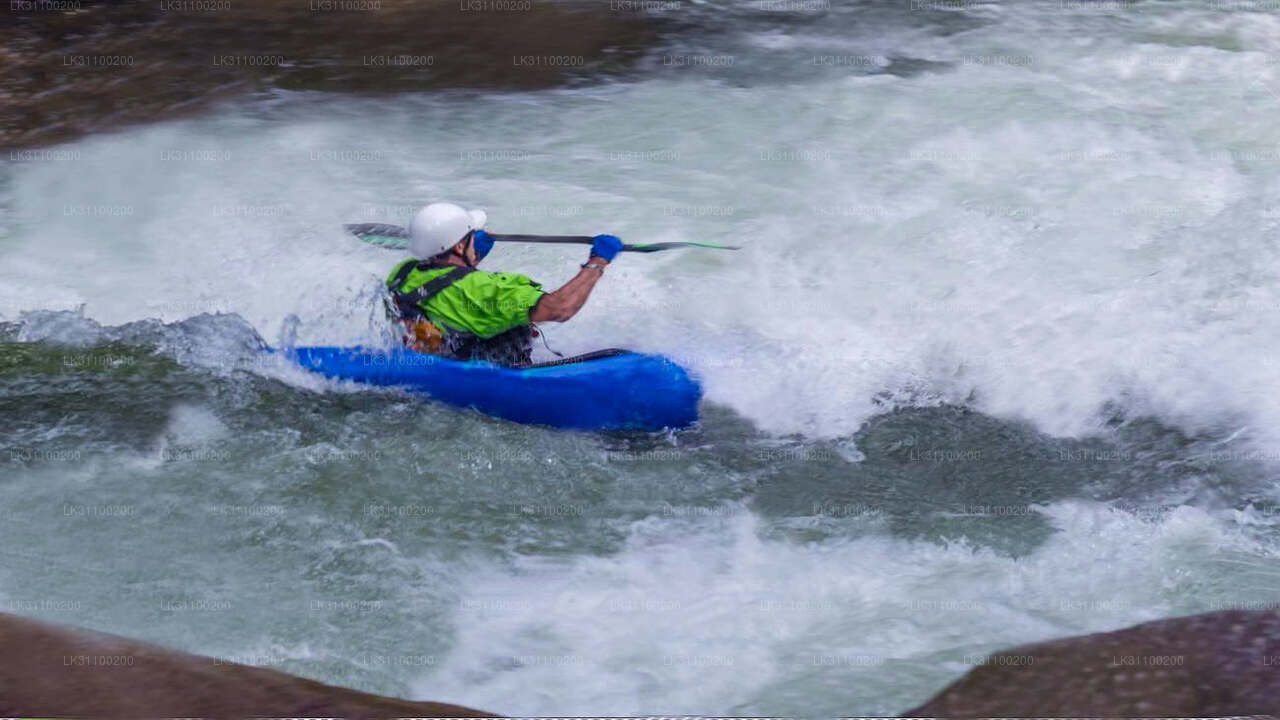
[530,262,607,322]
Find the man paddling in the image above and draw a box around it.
[385,202,623,366]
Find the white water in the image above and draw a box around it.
[425,501,1268,715]
[6,0,1280,714]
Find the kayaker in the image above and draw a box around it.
[385,202,623,366]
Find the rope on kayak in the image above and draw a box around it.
[521,348,629,369]
[531,322,564,360]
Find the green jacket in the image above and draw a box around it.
[386,259,545,339]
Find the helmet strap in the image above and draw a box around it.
[452,231,477,268]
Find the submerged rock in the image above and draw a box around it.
[905,609,1280,717]
[0,612,494,718]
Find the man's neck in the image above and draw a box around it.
[428,253,469,268]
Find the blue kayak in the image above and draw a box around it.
[284,346,700,430]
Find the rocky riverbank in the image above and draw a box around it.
[8,607,1279,717]
[2,0,666,148]
[907,608,1280,717]
[0,612,492,717]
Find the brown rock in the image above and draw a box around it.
[905,609,1280,717]
[0,612,494,718]
[2,0,663,148]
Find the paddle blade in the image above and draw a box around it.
[623,241,741,253]
[345,222,409,249]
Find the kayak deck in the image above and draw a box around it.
[284,346,700,430]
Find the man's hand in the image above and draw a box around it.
[589,234,623,263]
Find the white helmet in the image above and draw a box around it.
[408,202,488,258]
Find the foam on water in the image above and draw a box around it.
[418,500,1274,716]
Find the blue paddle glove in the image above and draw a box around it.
[589,234,623,262]
[472,228,495,261]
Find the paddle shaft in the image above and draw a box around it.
[493,234,595,245]
[495,235,732,253]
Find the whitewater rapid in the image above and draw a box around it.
[5,0,1280,715]
[6,1,1280,445]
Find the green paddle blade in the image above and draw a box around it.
[345,222,409,249]
[624,241,742,253]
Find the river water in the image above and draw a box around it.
[3,0,1280,715]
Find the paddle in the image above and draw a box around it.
[344,223,740,254]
